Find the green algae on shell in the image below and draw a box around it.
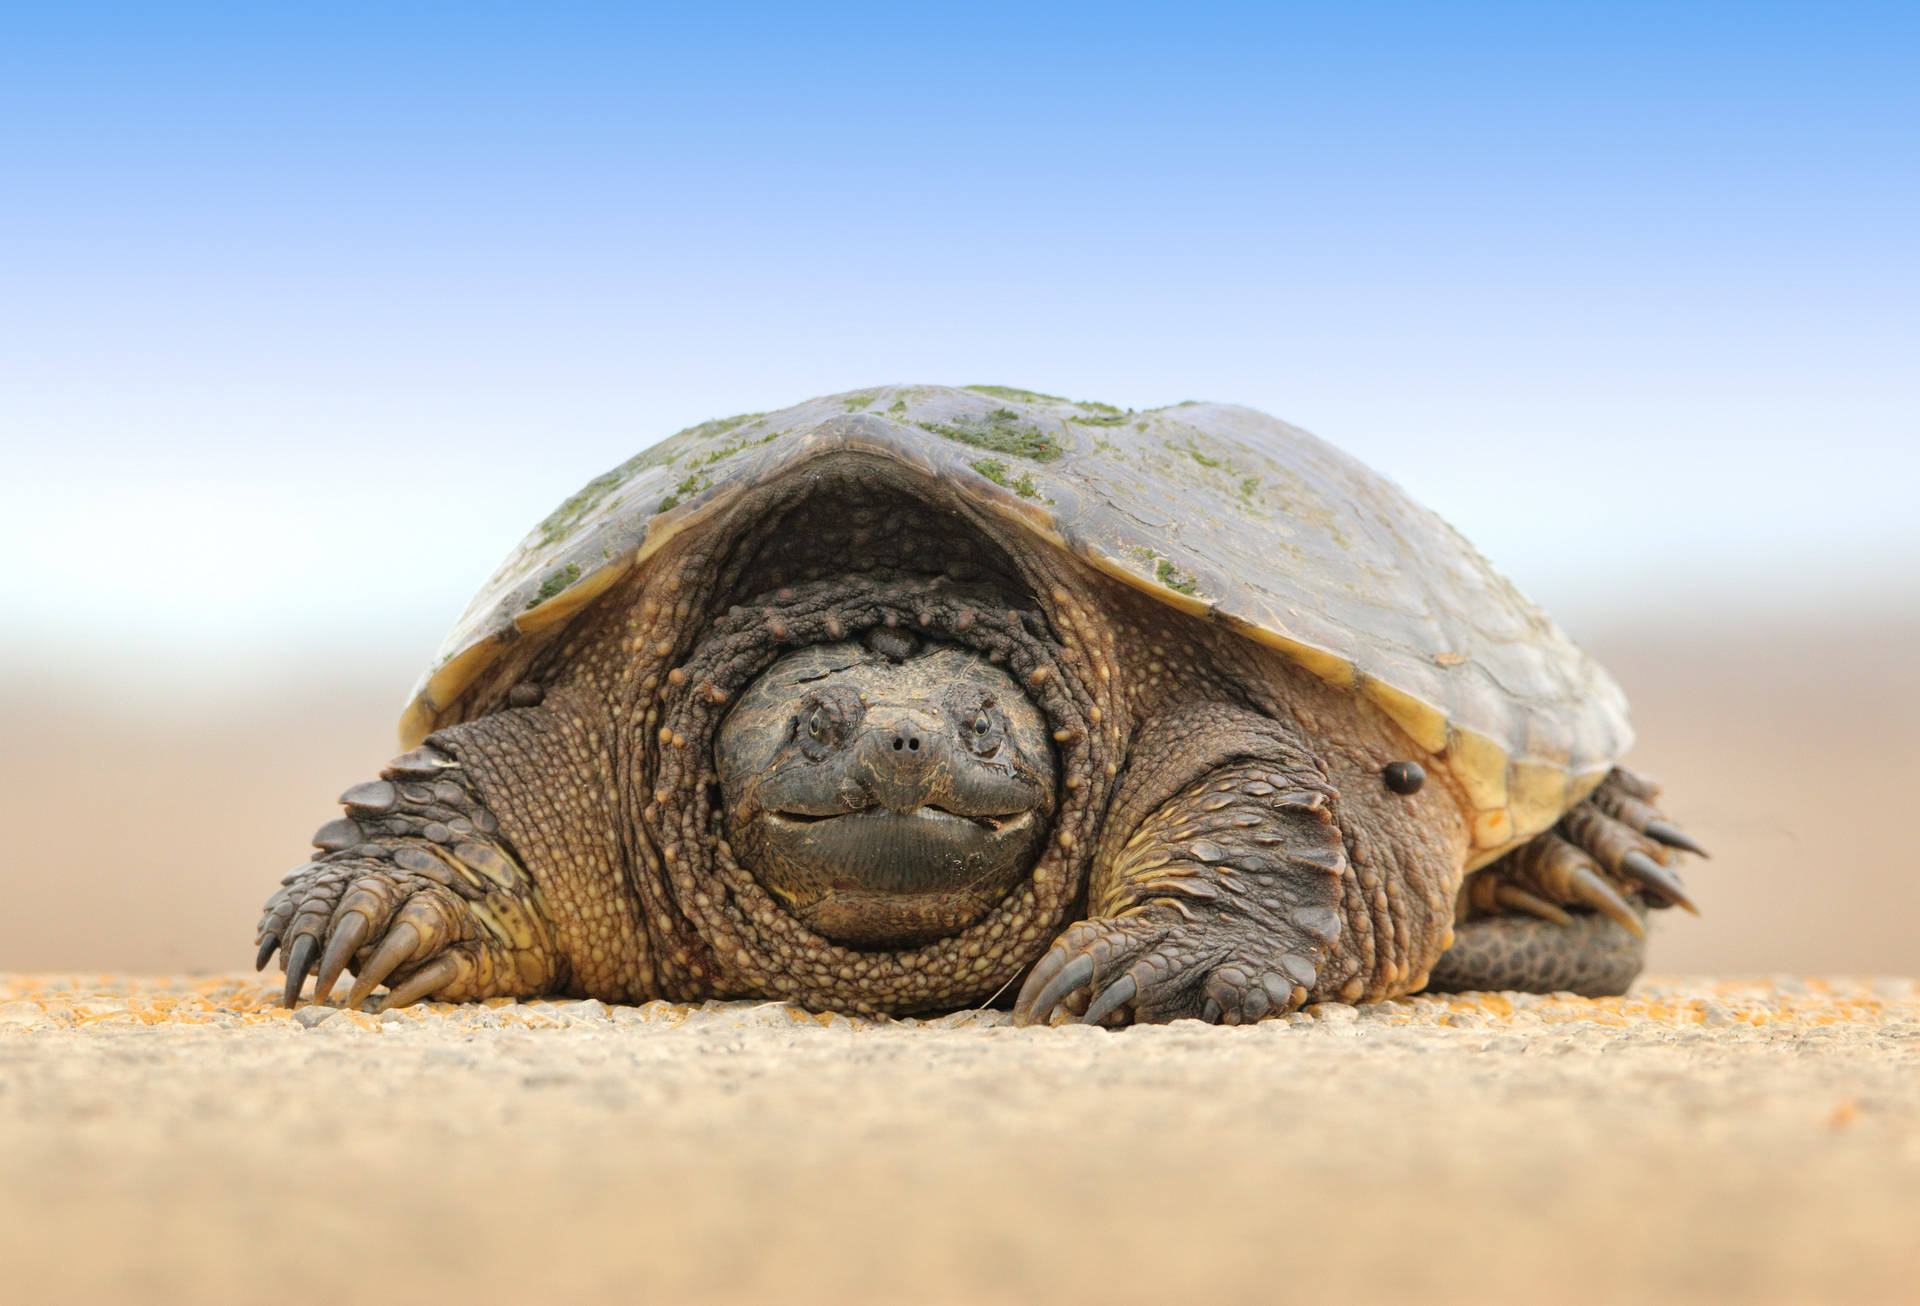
[400,384,1632,867]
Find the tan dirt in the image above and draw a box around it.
[2,973,1915,1305]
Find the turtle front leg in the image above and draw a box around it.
[1014,704,1349,1026]
[257,741,567,1009]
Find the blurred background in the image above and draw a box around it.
[2,3,1914,976]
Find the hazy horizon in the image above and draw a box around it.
[5,4,1916,695]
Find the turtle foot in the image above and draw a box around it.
[258,865,507,1009]
[255,749,562,1008]
[1014,724,1350,1029]
[1013,905,1334,1026]
[1465,768,1704,936]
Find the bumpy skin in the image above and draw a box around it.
[260,447,1700,1022]
[1017,705,1349,1026]
[1426,912,1645,999]
[258,743,567,1010]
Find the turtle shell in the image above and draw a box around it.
[400,384,1630,863]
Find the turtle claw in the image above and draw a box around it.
[379,953,467,1011]
[346,922,423,1010]
[1644,819,1710,858]
[254,933,280,972]
[1014,908,1323,1028]
[1021,953,1095,1025]
[1494,883,1573,927]
[311,910,371,1006]
[1620,850,1699,914]
[1589,772,1708,861]
[1567,865,1644,938]
[282,934,319,1007]
[1081,973,1137,1026]
[1563,776,1702,923]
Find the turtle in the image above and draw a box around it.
[256,384,1705,1025]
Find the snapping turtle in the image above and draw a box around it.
[257,384,1703,1024]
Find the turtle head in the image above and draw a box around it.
[716,635,1057,948]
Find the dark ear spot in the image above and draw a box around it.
[1383,761,1426,795]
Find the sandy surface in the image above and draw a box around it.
[5,615,1915,1301]
[3,974,1916,1306]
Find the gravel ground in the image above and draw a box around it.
[3,974,1916,1306]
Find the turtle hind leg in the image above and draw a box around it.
[1425,910,1645,998]
[1427,768,1703,997]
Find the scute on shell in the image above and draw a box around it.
[400,385,1630,865]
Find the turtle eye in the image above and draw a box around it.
[961,701,1005,756]
[794,689,861,757]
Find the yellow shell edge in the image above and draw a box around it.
[1447,726,1511,813]
[1074,545,1211,621]
[512,557,633,637]
[400,636,505,750]
[1358,676,1451,755]
[1507,759,1572,842]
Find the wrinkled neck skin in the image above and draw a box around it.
[578,457,1132,1014]
[484,455,1473,1015]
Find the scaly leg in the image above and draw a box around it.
[1426,911,1646,998]
[256,741,566,1009]
[1013,704,1348,1026]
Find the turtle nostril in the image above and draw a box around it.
[891,734,921,752]
[908,737,920,751]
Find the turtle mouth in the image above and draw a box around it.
[760,806,1040,885]
[754,806,1045,946]
[769,805,1023,834]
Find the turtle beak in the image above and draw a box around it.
[853,705,951,815]
[855,703,1049,820]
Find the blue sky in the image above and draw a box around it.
[4,3,1915,696]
